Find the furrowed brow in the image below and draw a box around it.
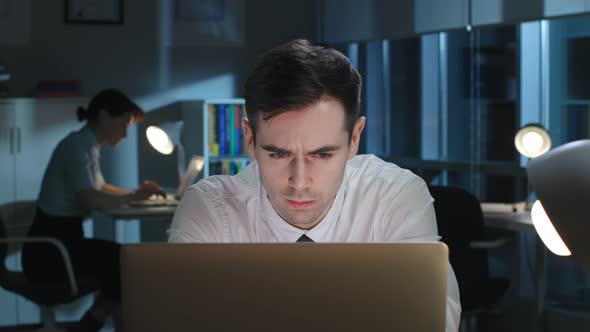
[261,144,342,155]
[308,145,341,154]
[261,144,292,154]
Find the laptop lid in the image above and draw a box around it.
[121,243,448,332]
[128,155,205,207]
[175,155,204,199]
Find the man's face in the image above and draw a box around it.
[242,96,365,230]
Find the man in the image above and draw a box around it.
[168,39,461,331]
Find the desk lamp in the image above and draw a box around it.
[514,123,552,158]
[146,121,186,180]
[514,124,552,208]
[527,140,590,271]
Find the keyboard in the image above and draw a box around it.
[128,193,179,207]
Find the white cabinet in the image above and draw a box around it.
[0,98,86,204]
[544,0,588,17]
[0,98,87,326]
[415,0,469,34]
[0,101,16,205]
[14,99,86,201]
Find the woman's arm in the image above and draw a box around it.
[78,188,134,211]
[78,181,166,211]
[101,183,132,195]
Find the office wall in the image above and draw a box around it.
[2,0,158,97]
[0,1,317,323]
[1,0,318,101]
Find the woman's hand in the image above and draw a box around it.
[132,180,166,201]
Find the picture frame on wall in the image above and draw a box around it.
[166,0,245,47]
[64,0,123,25]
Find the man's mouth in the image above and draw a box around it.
[287,199,314,209]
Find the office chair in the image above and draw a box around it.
[429,186,511,332]
[0,201,99,332]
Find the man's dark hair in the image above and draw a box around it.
[244,39,361,143]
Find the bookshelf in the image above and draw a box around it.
[202,99,250,177]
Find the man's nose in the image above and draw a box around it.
[288,158,312,191]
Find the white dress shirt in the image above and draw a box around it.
[169,154,461,331]
[38,125,105,217]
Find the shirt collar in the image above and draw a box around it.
[80,125,101,156]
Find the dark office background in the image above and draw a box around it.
[2,0,590,331]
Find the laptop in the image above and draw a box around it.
[129,156,204,207]
[121,243,448,332]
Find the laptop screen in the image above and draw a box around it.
[121,243,448,332]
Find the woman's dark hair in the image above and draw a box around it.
[244,39,361,143]
[77,89,144,123]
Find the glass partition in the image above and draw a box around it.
[336,25,525,203]
[547,16,590,146]
[332,13,590,321]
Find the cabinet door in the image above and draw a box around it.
[544,0,587,17]
[0,102,18,327]
[415,0,468,34]
[11,99,87,324]
[0,101,16,205]
[14,99,84,201]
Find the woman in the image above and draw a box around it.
[22,89,165,332]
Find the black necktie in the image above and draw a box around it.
[297,234,314,243]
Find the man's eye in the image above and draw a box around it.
[270,152,287,159]
[316,153,332,159]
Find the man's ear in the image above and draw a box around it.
[241,118,256,160]
[348,116,366,159]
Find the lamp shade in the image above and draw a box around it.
[146,121,184,155]
[515,124,551,158]
[527,139,590,271]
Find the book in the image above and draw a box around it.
[209,104,219,157]
[229,104,235,155]
[235,104,242,155]
[218,104,226,156]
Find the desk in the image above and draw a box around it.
[100,205,176,242]
[483,211,546,331]
[103,205,176,221]
[484,211,534,232]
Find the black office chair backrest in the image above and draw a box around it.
[428,185,490,311]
